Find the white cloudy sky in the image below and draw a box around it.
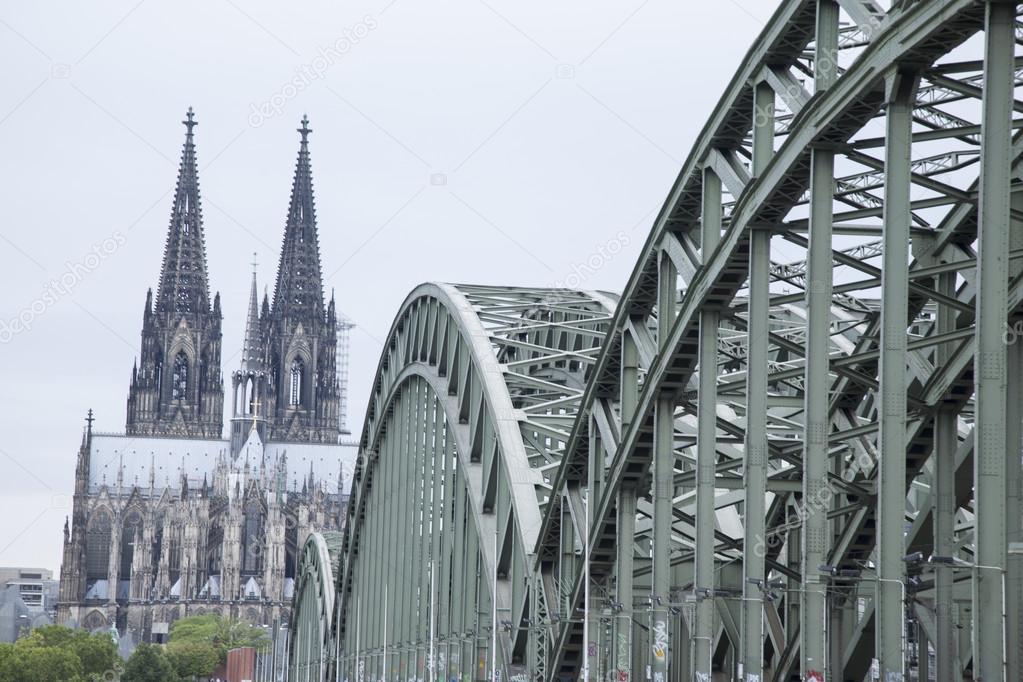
[0,0,774,571]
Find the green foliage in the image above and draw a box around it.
[122,642,176,682]
[165,639,220,679]
[168,614,268,664]
[0,639,84,682]
[0,625,121,682]
[22,625,120,679]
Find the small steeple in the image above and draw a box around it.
[241,253,264,374]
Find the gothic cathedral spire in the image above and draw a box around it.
[126,109,224,439]
[264,116,339,444]
[156,108,211,314]
[272,115,324,321]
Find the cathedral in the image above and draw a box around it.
[56,110,356,642]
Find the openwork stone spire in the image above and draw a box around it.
[127,108,224,439]
[156,108,211,314]
[272,115,324,321]
[263,116,339,445]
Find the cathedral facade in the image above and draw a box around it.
[57,110,356,641]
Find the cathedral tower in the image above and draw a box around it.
[126,109,224,438]
[264,116,340,443]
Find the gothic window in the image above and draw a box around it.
[206,522,223,576]
[120,513,142,590]
[151,524,163,569]
[289,358,304,406]
[82,610,107,632]
[172,351,189,400]
[246,377,256,416]
[284,522,297,580]
[86,512,112,583]
[242,501,263,575]
[168,531,181,586]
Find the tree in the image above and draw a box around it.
[0,624,121,682]
[168,614,268,665]
[0,642,84,682]
[166,640,220,680]
[22,625,119,680]
[122,643,176,682]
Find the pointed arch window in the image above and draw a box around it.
[289,358,305,406]
[242,501,263,575]
[120,513,142,583]
[86,512,112,583]
[172,351,189,400]
[246,377,257,416]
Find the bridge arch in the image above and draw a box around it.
[300,2,1023,680]
[291,531,342,682]
[335,284,615,680]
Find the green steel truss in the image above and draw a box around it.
[333,284,615,681]
[296,1,1023,680]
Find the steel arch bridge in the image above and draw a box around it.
[292,1,1023,680]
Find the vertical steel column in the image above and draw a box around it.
[416,386,430,675]
[439,419,455,679]
[387,392,401,681]
[741,77,774,682]
[616,330,639,680]
[616,487,637,680]
[801,4,838,678]
[464,521,480,679]
[402,383,415,678]
[372,442,386,679]
[934,270,958,682]
[451,461,467,677]
[430,400,444,681]
[652,244,677,680]
[585,414,603,679]
[1006,192,1023,681]
[695,163,722,680]
[878,67,917,681]
[974,2,1013,678]
[381,376,399,681]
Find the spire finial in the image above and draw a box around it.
[86,409,95,435]
[298,115,312,145]
[251,252,259,275]
[183,107,197,135]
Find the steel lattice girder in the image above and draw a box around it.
[292,532,340,681]
[334,284,615,681]
[530,1,1023,680]
[322,1,1023,681]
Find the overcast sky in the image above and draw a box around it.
[0,0,773,572]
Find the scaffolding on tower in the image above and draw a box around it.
[336,317,356,441]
